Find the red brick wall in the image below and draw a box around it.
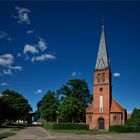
[91,69,111,130]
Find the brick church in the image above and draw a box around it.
[86,25,127,130]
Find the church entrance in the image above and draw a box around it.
[98,118,104,129]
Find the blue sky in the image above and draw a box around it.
[0,1,140,112]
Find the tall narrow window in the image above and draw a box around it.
[97,74,100,82]
[102,73,105,82]
[99,95,103,113]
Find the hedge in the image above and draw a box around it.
[109,125,140,133]
[43,122,89,130]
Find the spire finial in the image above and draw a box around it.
[100,16,105,31]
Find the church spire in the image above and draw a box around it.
[95,24,109,70]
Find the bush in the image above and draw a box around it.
[43,122,89,130]
[109,125,140,133]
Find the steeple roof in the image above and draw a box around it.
[95,25,109,70]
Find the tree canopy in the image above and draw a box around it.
[37,90,58,122]
[0,89,32,124]
[57,79,92,122]
[37,79,92,123]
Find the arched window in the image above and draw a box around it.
[102,73,105,82]
[97,74,100,82]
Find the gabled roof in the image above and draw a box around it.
[95,25,109,70]
[110,98,125,113]
[86,102,93,113]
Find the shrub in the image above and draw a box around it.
[109,125,140,133]
[43,122,89,130]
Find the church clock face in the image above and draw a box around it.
[99,87,103,92]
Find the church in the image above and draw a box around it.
[86,25,127,130]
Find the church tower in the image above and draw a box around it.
[86,24,126,130]
[92,24,111,130]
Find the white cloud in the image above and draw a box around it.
[0,54,14,66]
[72,72,76,77]
[0,83,8,86]
[127,110,132,114]
[35,89,43,94]
[0,31,13,41]
[9,66,22,71]
[23,44,39,54]
[31,54,56,62]
[26,30,34,34]
[3,69,12,76]
[15,6,30,24]
[71,72,81,77]
[113,72,120,78]
[17,53,22,57]
[38,38,47,51]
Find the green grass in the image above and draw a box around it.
[0,132,15,139]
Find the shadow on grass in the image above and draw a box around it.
[0,132,15,139]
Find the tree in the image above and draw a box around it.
[1,89,32,123]
[57,79,92,122]
[0,97,15,125]
[58,96,85,123]
[126,108,140,126]
[38,90,58,122]
[131,108,140,126]
[57,79,92,107]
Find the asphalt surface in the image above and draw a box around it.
[3,127,140,140]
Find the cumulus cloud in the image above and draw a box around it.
[3,69,12,76]
[113,72,120,78]
[31,54,56,62]
[0,54,14,66]
[0,53,22,76]
[35,89,43,94]
[26,30,34,34]
[0,31,13,41]
[0,83,8,86]
[14,6,30,24]
[38,38,47,51]
[17,53,22,57]
[23,44,39,54]
[9,66,22,71]
[71,72,81,77]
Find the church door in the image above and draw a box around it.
[98,118,104,129]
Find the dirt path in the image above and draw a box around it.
[3,126,140,140]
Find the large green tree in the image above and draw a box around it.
[58,96,85,123]
[131,108,140,126]
[57,79,92,122]
[38,90,58,122]
[57,79,92,106]
[1,89,32,123]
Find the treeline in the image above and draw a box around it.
[37,79,92,123]
[0,89,32,125]
[127,108,140,126]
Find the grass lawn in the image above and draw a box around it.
[0,132,15,139]
[45,129,113,135]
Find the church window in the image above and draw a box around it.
[102,73,105,82]
[113,116,116,122]
[99,95,103,113]
[97,74,100,82]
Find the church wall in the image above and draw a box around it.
[110,113,122,125]
[91,113,110,130]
